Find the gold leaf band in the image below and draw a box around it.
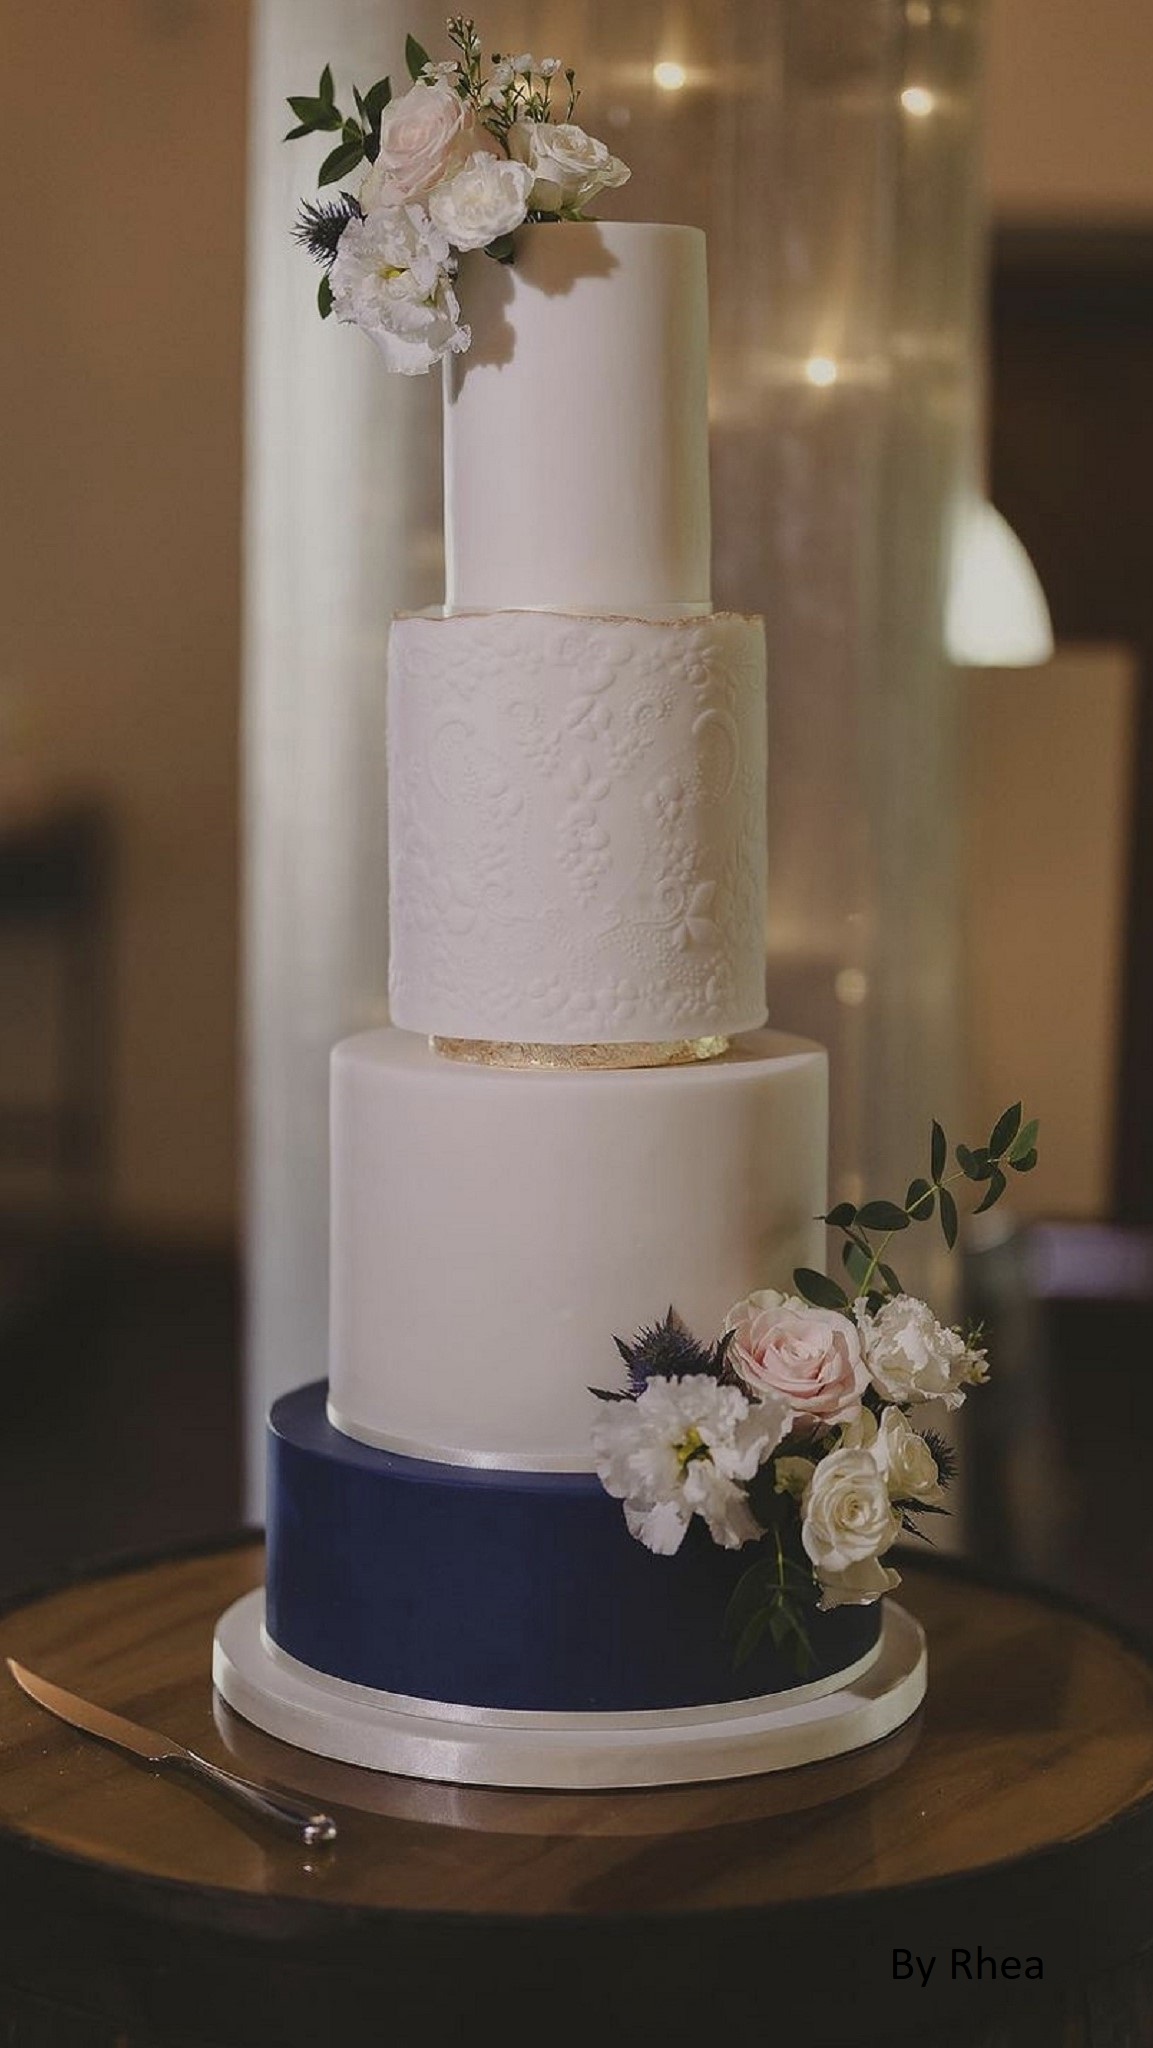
[430,1035,731,1071]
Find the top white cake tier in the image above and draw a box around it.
[444,221,711,615]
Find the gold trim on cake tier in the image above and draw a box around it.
[430,1036,731,1071]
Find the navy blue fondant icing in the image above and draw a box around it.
[265,1382,882,1714]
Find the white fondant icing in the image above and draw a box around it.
[328,1027,827,1469]
[215,1594,926,1788]
[444,222,711,614]
[387,609,768,1044]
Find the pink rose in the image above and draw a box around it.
[360,81,478,210]
[722,1289,867,1428]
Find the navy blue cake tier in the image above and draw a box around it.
[266,1383,881,1714]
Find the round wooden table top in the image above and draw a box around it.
[0,1540,1151,2046]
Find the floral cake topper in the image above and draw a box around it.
[592,1103,1040,1670]
[286,16,630,374]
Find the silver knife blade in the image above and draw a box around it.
[7,1657,189,1764]
[7,1657,338,1845]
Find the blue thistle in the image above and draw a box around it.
[590,1308,735,1403]
[293,191,362,268]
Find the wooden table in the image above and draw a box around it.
[0,1541,1151,2047]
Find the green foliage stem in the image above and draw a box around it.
[794,1104,1040,1311]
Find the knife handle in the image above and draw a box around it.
[171,1751,337,1845]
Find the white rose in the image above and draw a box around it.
[330,206,470,375]
[859,1294,987,1410]
[360,81,477,209]
[508,119,631,214]
[800,1447,900,1578]
[428,151,535,251]
[838,1406,879,1451]
[817,1556,902,1611]
[873,1407,946,1505]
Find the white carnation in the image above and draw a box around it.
[591,1373,789,1556]
[428,151,535,251]
[330,206,469,375]
[508,119,630,214]
[859,1294,987,1410]
[801,1447,900,1580]
[872,1406,946,1505]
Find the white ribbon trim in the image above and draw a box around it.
[325,1398,596,1473]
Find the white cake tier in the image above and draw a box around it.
[444,222,710,615]
[387,608,768,1045]
[328,1027,828,1470]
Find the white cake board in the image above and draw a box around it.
[213,1591,926,1791]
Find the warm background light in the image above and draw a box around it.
[652,59,687,91]
[901,85,936,116]
[803,354,839,388]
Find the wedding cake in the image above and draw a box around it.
[215,26,1030,1789]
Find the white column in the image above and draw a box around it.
[243,0,442,1512]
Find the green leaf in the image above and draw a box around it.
[939,1185,959,1250]
[317,272,333,318]
[956,1144,995,1182]
[284,121,317,141]
[285,95,342,134]
[825,1201,858,1230]
[1010,1147,1038,1173]
[975,1166,1008,1213]
[842,1241,871,1289]
[793,1268,850,1312]
[989,1102,1022,1157]
[317,137,366,185]
[483,231,516,263]
[930,1119,947,1182]
[905,1177,935,1220]
[364,76,393,121]
[856,1200,910,1232]
[319,63,335,105]
[879,1263,903,1294]
[1009,1117,1039,1165]
[733,1607,773,1669]
[724,1560,779,1638]
[406,33,431,80]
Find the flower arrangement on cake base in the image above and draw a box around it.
[592,1103,1038,1677]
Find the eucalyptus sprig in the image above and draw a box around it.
[793,1102,1040,1317]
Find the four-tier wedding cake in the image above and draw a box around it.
[214,31,941,1788]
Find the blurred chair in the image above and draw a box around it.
[0,797,112,1322]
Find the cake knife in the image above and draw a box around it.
[6,1658,337,1846]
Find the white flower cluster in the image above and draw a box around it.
[592,1287,987,1616]
[329,62,629,375]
